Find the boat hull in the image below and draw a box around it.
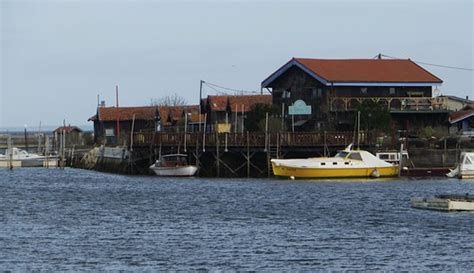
[272,163,398,179]
[460,169,474,179]
[149,165,198,177]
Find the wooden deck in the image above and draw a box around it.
[132,131,376,148]
[329,96,448,112]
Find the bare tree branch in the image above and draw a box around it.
[150,94,187,106]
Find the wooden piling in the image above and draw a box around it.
[247,131,250,178]
[216,131,220,177]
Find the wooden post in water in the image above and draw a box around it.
[241,104,244,133]
[37,121,42,154]
[184,112,188,153]
[44,136,50,168]
[398,143,404,177]
[195,135,200,176]
[202,113,207,152]
[357,111,361,150]
[216,131,220,177]
[70,145,75,167]
[7,135,13,170]
[264,112,268,152]
[247,131,250,178]
[225,112,228,152]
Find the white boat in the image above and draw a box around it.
[376,150,409,166]
[271,144,399,179]
[446,152,474,179]
[149,154,198,177]
[0,148,58,168]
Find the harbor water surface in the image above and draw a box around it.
[1,168,473,271]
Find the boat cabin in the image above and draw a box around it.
[376,151,409,165]
[158,154,190,167]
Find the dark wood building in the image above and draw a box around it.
[89,105,203,145]
[262,57,447,132]
[53,126,84,146]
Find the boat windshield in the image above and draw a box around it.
[335,151,349,158]
[161,155,188,167]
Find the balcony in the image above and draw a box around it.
[329,96,449,112]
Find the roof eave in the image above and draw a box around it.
[449,112,474,124]
[261,58,329,88]
[327,82,443,87]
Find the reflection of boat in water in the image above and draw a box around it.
[271,144,399,179]
[0,148,58,168]
[447,152,474,179]
[149,154,198,177]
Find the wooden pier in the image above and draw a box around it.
[129,131,378,177]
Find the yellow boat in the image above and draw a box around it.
[271,145,399,179]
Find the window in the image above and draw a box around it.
[389,87,396,95]
[321,162,326,166]
[333,162,338,165]
[312,88,323,98]
[348,152,362,161]
[105,128,115,137]
[360,87,368,94]
[345,162,350,165]
[335,151,349,158]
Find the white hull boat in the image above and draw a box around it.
[149,154,198,177]
[446,152,474,179]
[150,165,198,177]
[0,148,58,168]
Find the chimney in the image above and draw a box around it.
[100,100,106,107]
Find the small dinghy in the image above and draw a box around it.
[411,194,474,211]
[149,154,198,177]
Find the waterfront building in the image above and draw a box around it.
[89,105,203,145]
[53,126,84,146]
[439,95,474,111]
[449,105,474,135]
[261,57,447,132]
[201,95,272,132]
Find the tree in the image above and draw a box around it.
[356,100,391,132]
[150,94,187,106]
[244,104,281,132]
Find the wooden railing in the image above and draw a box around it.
[132,131,375,148]
[329,96,448,112]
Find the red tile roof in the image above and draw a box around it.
[449,106,474,124]
[89,105,203,124]
[262,58,443,87]
[205,95,272,112]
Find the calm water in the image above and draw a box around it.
[1,168,473,271]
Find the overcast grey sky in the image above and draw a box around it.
[1,0,473,128]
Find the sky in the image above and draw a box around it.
[1,0,473,129]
